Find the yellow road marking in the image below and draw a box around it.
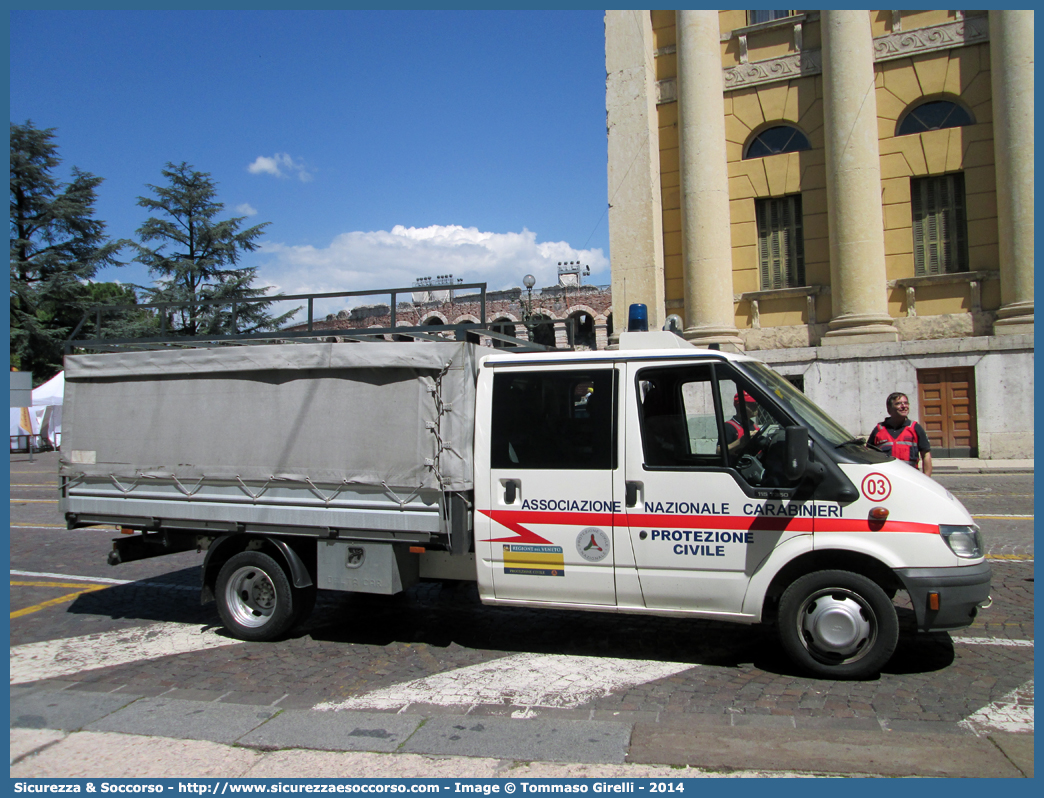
[987,554,1034,561]
[10,499,58,504]
[11,580,111,589]
[10,584,108,619]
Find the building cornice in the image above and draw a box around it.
[656,15,990,100]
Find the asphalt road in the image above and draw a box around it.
[9,451,1034,772]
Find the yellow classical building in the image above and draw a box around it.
[605,10,1033,459]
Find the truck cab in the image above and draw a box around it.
[473,331,991,678]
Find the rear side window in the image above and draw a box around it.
[490,370,616,470]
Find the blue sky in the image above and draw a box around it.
[10,9,610,319]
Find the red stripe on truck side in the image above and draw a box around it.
[479,509,940,544]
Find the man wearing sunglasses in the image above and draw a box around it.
[868,392,933,476]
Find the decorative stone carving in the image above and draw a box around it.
[723,50,822,90]
[873,16,989,62]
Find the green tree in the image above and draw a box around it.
[74,281,160,341]
[132,162,295,336]
[10,121,123,379]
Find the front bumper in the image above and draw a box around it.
[894,561,992,632]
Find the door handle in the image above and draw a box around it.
[504,479,519,505]
[625,481,642,508]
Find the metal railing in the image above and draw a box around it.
[64,283,610,354]
[9,432,59,460]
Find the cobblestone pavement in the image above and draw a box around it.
[10,452,1034,735]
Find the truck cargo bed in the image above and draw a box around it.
[60,340,491,553]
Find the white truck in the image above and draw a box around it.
[60,318,991,679]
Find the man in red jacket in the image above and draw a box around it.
[868,392,933,476]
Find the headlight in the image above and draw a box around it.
[940,524,983,559]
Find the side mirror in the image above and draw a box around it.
[784,426,809,481]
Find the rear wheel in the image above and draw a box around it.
[216,551,309,641]
[778,569,898,679]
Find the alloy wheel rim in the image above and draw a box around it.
[225,566,277,628]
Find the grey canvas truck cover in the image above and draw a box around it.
[60,341,493,544]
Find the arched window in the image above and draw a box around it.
[897,100,974,136]
[744,125,811,159]
[566,311,596,350]
[528,314,556,348]
[489,318,516,349]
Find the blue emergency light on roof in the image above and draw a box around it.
[628,303,648,332]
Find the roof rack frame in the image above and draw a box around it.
[64,282,562,354]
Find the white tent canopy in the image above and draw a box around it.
[32,371,65,407]
[10,371,65,448]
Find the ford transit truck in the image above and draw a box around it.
[59,312,991,679]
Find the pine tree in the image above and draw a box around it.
[10,121,123,379]
[76,281,160,341]
[133,162,295,336]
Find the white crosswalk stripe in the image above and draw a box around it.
[314,652,696,717]
[10,623,244,685]
[959,680,1034,734]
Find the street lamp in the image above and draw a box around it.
[519,274,537,341]
[520,274,536,321]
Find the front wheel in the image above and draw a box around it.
[778,570,898,679]
[216,551,308,642]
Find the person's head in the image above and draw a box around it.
[734,390,759,419]
[886,392,910,421]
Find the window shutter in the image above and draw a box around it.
[769,199,783,288]
[952,174,969,272]
[756,201,771,290]
[756,195,805,290]
[913,173,970,276]
[928,178,942,275]
[792,195,805,286]
[781,198,795,288]
[912,179,926,276]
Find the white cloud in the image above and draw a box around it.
[253,224,609,322]
[247,153,313,182]
[236,203,258,217]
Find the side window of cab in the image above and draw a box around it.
[637,364,801,489]
[637,364,723,468]
[714,375,797,488]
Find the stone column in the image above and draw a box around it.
[605,11,666,341]
[990,10,1034,335]
[676,10,743,349]
[820,10,899,345]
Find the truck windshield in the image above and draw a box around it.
[738,361,858,448]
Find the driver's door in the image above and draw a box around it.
[622,361,808,613]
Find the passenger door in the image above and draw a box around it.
[482,365,619,606]
[622,361,810,613]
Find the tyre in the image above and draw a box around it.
[216,550,307,642]
[295,582,318,626]
[778,569,899,679]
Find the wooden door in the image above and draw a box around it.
[918,368,977,457]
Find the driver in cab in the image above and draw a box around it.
[725,391,761,456]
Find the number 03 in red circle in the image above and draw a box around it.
[861,472,892,501]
